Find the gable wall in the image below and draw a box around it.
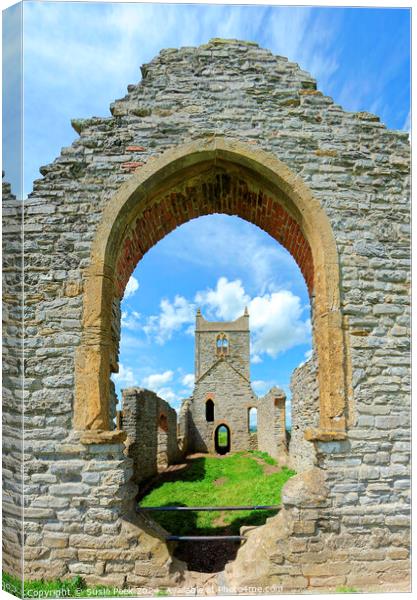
[190,360,257,453]
[195,324,250,380]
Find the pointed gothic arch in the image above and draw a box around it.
[74,137,349,443]
[215,424,231,455]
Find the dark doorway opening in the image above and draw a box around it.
[215,424,231,455]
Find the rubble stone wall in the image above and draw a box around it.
[2,178,23,579]
[122,388,182,485]
[257,387,288,464]
[21,433,187,588]
[289,356,319,472]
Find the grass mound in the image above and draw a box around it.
[139,452,295,535]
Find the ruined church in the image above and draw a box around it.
[185,308,287,457]
[3,37,410,592]
[122,307,289,484]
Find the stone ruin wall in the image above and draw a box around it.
[289,356,319,472]
[248,431,258,451]
[2,177,23,578]
[257,387,288,465]
[177,398,191,455]
[122,388,182,485]
[1,39,410,591]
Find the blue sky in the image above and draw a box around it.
[2,1,411,197]
[2,1,411,421]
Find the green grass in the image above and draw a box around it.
[248,450,277,465]
[155,588,170,596]
[2,572,134,599]
[2,572,22,598]
[139,452,295,535]
[3,573,92,598]
[335,586,359,593]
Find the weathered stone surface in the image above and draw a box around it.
[122,388,181,484]
[289,355,319,472]
[187,311,257,453]
[49,483,90,496]
[257,387,287,462]
[282,468,328,507]
[3,176,24,580]
[42,534,69,549]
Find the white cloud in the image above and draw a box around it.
[144,295,195,344]
[156,387,179,405]
[252,380,270,395]
[195,277,250,321]
[195,277,311,358]
[120,370,190,408]
[249,406,258,428]
[124,276,139,299]
[251,354,262,364]
[252,379,287,397]
[138,370,192,409]
[140,277,310,358]
[182,373,195,388]
[142,370,174,390]
[297,348,313,368]
[185,324,195,337]
[159,215,299,295]
[249,290,311,358]
[18,2,409,198]
[121,310,141,331]
[112,363,135,387]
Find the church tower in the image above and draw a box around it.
[194,307,250,381]
[188,308,257,454]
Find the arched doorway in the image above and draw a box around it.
[215,424,231,455]
[74,138,349,444]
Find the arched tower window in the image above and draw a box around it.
[216,333,229,356]
[206,399,214,422]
